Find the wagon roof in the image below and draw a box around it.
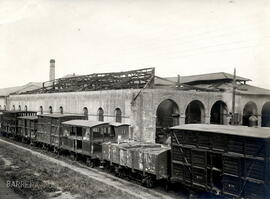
[40,113,84,118]
[171,124,270,139]
[62,120,109,128]
[17,115,38,120]
[109,122,130,127]
[2,110,36,114]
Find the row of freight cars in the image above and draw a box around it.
[1,110,270,198]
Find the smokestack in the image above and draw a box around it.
[49,59,55,81]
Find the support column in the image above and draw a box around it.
[257,115,262,127]
[180,113,185,125]
[205,113,211,124]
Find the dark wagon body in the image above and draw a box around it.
[171,124,270,198]
[17,115,38,143]
[0,111,37,138]
[61,120,110,160]
[36,114,85,148]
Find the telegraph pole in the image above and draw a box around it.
[231,68,236,125]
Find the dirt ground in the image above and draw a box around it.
[0,141,139,199]
[0,138,184,199]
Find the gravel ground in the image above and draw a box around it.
[0,138,182,199]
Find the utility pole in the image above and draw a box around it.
[231,68,236,125]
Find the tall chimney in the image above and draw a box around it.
[49,59,55,81]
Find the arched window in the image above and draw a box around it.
[98,107,104,121]
[25,105,28,112]
[18,105,21,111]
[242,101,258,126]
[59,106,63,114]
[83,107,88,120]
[49,106,53,114]
[185,100,205,124]
[12,105,15,110]
[40,106,43,114]
[4,105,6,110]
[0,105,1,110]
[115,108,122,123]
[261,102,270,127]
[210,100,228,125]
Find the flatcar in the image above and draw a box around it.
[170,124,270,199]
[36,113,85,151]
[0,110,37,139]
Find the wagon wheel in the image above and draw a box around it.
[89,160,95,168]
[164,179,170,192]
[147,177,154,188]
[143,176,154,188]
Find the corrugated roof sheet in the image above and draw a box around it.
[171,124,270,139]
[62,120,109,128]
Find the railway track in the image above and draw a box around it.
[0,137,183,199]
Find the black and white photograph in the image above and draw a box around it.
[0,0,270,198]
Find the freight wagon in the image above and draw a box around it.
[61,120,110,166]
[17,115,38,144]
[0,111,37,138]
[36,113,85,151]
[170,124,270,198]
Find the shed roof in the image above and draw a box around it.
[0,82,42,96]
[171,124,270,139]
[157,72,250,85]
[62,120,109,128]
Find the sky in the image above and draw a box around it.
[0,0,270,89]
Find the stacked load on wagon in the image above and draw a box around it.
[102,140,170,187]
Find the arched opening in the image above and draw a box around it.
[185,100,205,124]
[4,105,6,110]
[12,105,15,111]
[49,106,53,114]
[25,105,28,112]
[59,106,63,114]
[98,107,104,121]
[115,108,122,123]
[210,101,228,124]
[262,102,270,127]
[0,105,1,110]
[18,105,21,111]
[156,99,179,144]
[83,107,88,120]
[242,102,258,126]
[40,106,43,114]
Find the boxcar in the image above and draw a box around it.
[36,114,85,150]
[0,111,37,138]
[170,124,270,198]
[61,120,110,159]
[17,115,38,143]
